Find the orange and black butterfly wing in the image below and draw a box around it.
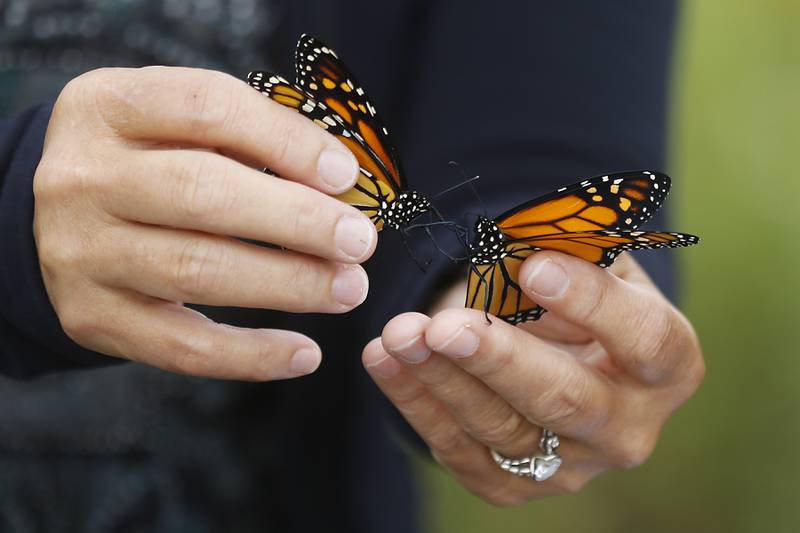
[246,71,398,231]
[518,230,700,268]
[466,170,677,324]
[467,230,699,324]
[466,243,545,325]
[497,171,670,240]
[247,72,346,131]
[294,34,406,192]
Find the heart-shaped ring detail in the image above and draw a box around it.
[531,454,562,481]
[491,428,563,482]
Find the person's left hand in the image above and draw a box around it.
[362,252,704,505]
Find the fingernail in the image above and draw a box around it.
[335,215,375,260]
[433,325,479,359]
[525,258,569,298]
[364,350,402,379]
[318,149,358,191]
[289,347,322,376]
[331,266,369,307]
[387,335,431,364]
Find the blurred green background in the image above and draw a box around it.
[416,1,800,531]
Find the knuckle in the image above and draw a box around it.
[625,304,678,380]
[687,356,706,392]
[35,155,100,201]
[58,303,101,346]
[32,157,57,198]
[170,154,232,224]
[279,259,321,311]
[533,369,593,430]
[245,338,280,381]
[392,382,430,406]
[37,234,89,274]
[473,402,527,448]
[173,238,226,299]
[63,68,136,129]
[172,334,218,376]
[574,280,611,324]
[672,354,706,404]
[554,474,589,495]
[261,110,294,164]
[481,487,530,507]
[58,68,108,107]
[183,71,242,134]
[473,340,514,378]
[286,194,323,245]
[427,425,474,460]
[58,73,87,106]
[609,430,657,469]
[675,314,706,391]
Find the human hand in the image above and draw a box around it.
[34,66,377,380]
[362,252,704,504]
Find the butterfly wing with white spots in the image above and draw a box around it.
[464,171,698,325]
[293,34,406,191]
[496,170,670,239]
[247,72,354,137]
[247,36,432,232]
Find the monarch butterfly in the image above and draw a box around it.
[247,35,431,233]
[465,171,699,324]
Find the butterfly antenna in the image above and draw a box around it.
[448,161,489,219]
[431,174,482,200]
[469,180,489,219]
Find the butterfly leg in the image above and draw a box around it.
[431,207,470,259]
[404,211,469,261]
[422,226,464,263]
[399,230,431,273]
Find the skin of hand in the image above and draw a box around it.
[33,66,379,381]
[362,252,704,505]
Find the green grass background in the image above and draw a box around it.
[416,1,800,531]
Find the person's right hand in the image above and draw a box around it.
[33,66,377,381]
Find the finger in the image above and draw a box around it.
[76,289,322,381]
[438,281,591,344]
[608,253,660,290]
[362,338,596,503]
[95,67,359,193]
[380,313,542,458]
[94,224,368,312]
[518,251,702,385]
[420,308,615,441]
[518,311,593,344]
[106,149,376,263]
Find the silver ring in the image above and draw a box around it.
[490,429,562,482]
